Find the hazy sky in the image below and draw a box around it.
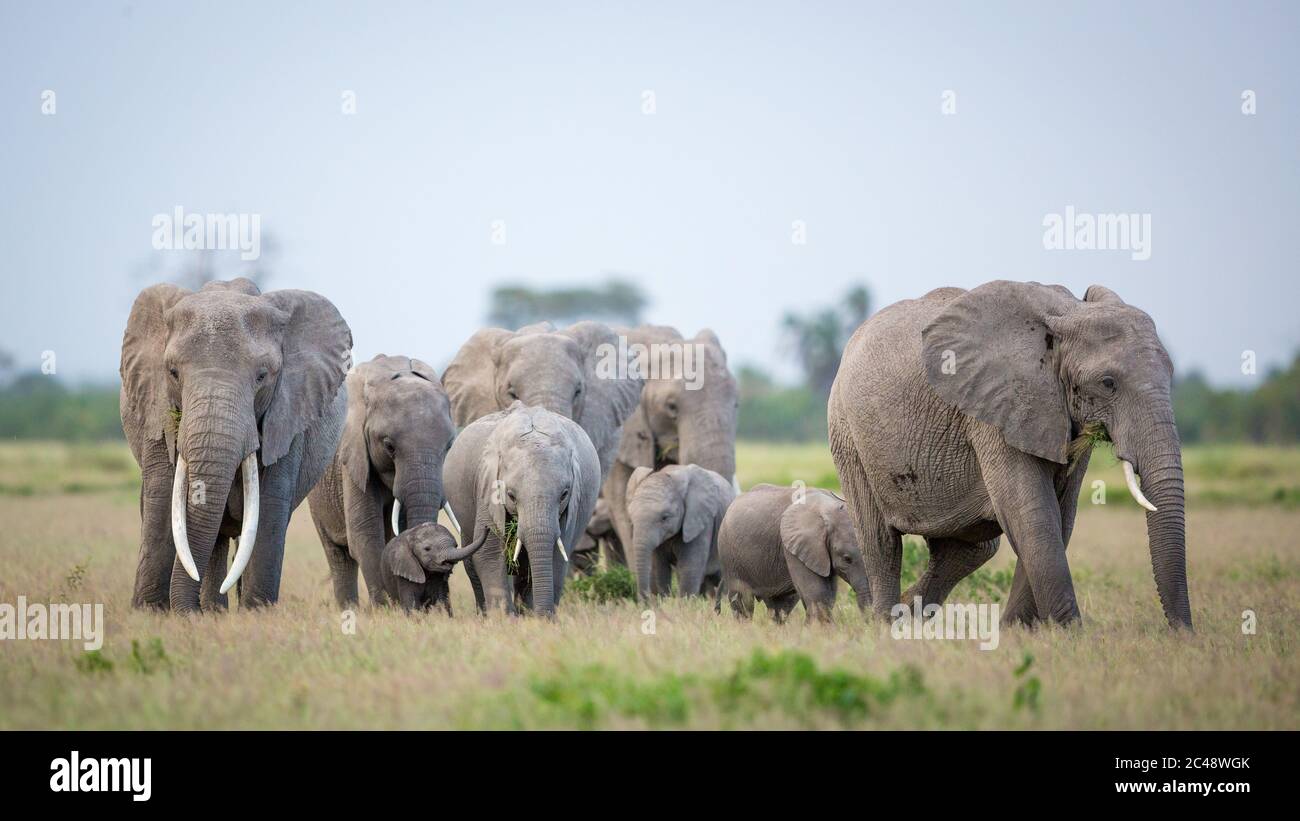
[2,1,1297,387]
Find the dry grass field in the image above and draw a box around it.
[0,440,1296,729]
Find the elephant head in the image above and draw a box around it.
[471,403,601,616]
[442,321,642,481]
[921,280,1191,628]
[387,522,486,582]
[626,463,734,599]
[338,354,456,532]
[120,279,351,609]
[781,490,871,611]
[617,327,738,482]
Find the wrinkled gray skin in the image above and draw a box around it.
[442,321,642,484]
[718,485,871,623]
[443,403,601,617]
[828,281,1190,628]
[603,327,738,574]
[120,278,351,613]
[625,464,734,600]
[569,497,622,576]
[308,355,456,607]
[380,523,486,614]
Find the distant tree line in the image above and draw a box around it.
[488,278,646,329]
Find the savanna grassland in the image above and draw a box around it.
[0,440,1296,730]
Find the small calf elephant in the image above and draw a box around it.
[626,463,734,600]
[381,523,486,613]
[718,484,871,623]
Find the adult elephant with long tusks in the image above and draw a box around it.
[602,327,739,586]
[828,281,1191,629]
[443,402,601,617]
[441,321,643,485]
[120,278,352,613]
[307,355,459,608]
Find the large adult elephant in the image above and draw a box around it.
[603,327,739,582]
[442,321,642,482]
[828,281,1191,629]
[120,278,352,613]
[307,354,458,607]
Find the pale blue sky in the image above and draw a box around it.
[2,0,1297,386]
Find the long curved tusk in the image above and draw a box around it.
[219,453,260,594]
[171,455,201,582]
[391,499,402,536]
[732,474,742,494]
[556,535,568,562]
[513,537,524,563]
[442,501,461,542]
[1121,459,1158,513]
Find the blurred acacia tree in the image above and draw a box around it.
[488,278,646,329]
[781,284,871,397]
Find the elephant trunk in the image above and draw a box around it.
[632,530,656,601]
[520,517,559,617]
[677,404,737,478]
[1132,409,1192,630]
[170,380,259,612]
[393,458,442,533]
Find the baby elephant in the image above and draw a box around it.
[718,484,871,623]
[626,463,735,600]
[381,523,486,614]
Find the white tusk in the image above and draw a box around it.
[219,453,260,594]
[442,501,461,541]
[1121,459,1158,513]
[556,535,568,562]
[513,537,523,562]
[391,498,402,536]
[170,455,201,582]
[732,474,742,494]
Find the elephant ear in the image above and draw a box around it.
[337,366,371,491]
[617,404,656,468]
[563,429,598,551]
[120,283,192,461]
[682,467,729,544]
[476,436,506,539]
[625,465,653,504]
[563,321,644,479]
[391,536,426,584]
[443,328,512,427]
[259,290,353,466]
[921,280,1078,464]
[1084,284,1125,305]
[780,501,832,577]
[409,357,442,384]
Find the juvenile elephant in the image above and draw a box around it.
[603,327,739,572]
[308,355,459,607]
[828,281,1191,628]
[443,402,601,617]
[380,523,486,614]
[442,321,642,483]
[717,484,871,622]
[625,463,734,600]
[120,278,351,613]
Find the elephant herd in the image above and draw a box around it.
[119,277,1191,629]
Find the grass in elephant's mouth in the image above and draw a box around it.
[1068,421,1111,474]
[500,515,520,574]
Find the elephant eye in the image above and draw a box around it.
[506,384,518,400]
[1100,375,1117,391]
[573,385,582,399]
[382,437,395,455]
[665,400,678,413]
[168,367,179,380]
[256,368,269,384]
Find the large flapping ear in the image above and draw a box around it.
[563,430,598,551]
[338,365,371,491]
[693,329,726,366]
[921,280,1078,464]
[625,466,653,504]
[120,283,192,461]
[563,321,644,479]
[443,328,513,427]
[682,467,729,544]
[390,535,426,584]
[259,290,353,466]
[780,500,832,578]
[476,438,506,539]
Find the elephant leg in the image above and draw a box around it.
[199,537,230,611]
[1000,558,1039,625]
[830,432,902,620]
[729,589,756,619]
[131,437,175,610]
[464,560,487,614]
[904,536,999,607]
[675,537,710,597]
[651,549,673,596]
[770,592,800,624]
[316,520,359,608]
[471,530,512,614]
[238,454,300,608]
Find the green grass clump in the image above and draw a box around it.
[74,650,114,675]
[567,565,637,603]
